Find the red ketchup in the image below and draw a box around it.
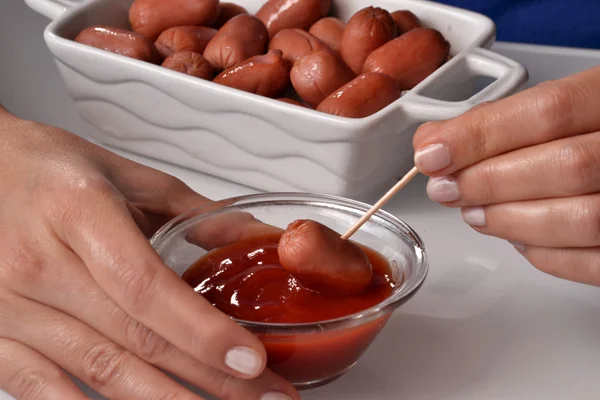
[183,230,397,385]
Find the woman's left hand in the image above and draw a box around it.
[412,66,600,286]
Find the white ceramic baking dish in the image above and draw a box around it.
[27,0,528,199]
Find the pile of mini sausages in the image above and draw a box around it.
[74,0,450,118]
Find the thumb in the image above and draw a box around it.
[112,158,283,246]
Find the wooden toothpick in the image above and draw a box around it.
[341,166,420,240]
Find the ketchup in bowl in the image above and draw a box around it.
[182,232,398,387]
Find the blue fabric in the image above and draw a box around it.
[435,0,600,49]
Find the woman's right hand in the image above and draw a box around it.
[412,66,600,287]
[0,106,298,400]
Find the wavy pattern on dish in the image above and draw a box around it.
[71,96,376,184]
[53,57,370,144]
[92,131,307,193]
[73,98,362,193]
[53,53,389,181]
[59,69,394,176]
[53,57,408,195]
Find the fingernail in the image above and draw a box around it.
[225,346,263,377]
[426,176,460,203]
[414,144,451,173]
[461,207,485,227]
[509,241,526,252]
[262,392,293,400]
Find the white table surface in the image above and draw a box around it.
[2,2,600,399]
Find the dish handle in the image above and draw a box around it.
[25,0,81,20]
[401,47,529,121]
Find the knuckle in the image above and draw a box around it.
[55,169,114,201]
[533,80,578,134]
[459,163,497,203]
[74,177,116,200]
[455,162,502,205]
[81,342,128,389]
[125,318,171,364]
[568,197,600,244]
[119,267,159,315]
[556,139,600,192]
[48,172,122,230]
[462,111,492,158]
[0,244,45,288]
[7,367,62,400]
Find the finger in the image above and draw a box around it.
[0,338,87,400]
[127,202,154,237]
[10,245,298,400]
[54,187,268,379]
[140,212,172,237]
[460,194,600,248]
[109,160,214,217]
[0,104,13,118]
[174,367,299,400]
[184,211,283,250]
[516,245,600,287]
[88,141,213,217]
[0,292,206,400]
[426,131,600,206]
[413,66,600,175]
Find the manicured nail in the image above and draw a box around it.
[414,144,451,173]
[461,207,485,227]
[509,241,526,252]
[225,346,263,377]
[261,392,292,400]
[426,177,460,203]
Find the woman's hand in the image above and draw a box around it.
[0,106,298,400]
[413,66,600,287]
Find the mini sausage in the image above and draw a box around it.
[363,27,450,90]
[278,219,373,295]
[390,10,421,34]
[291,49,355,108]
[256,0,331,38]
[316,72,401,118]
[129,0,219,41]
[161,51,215,80]
[203,14,269,71]
[74,25,160,63]
[213,49,291,98]
[277,98,310,107]
[268,28,329,65]
[213,2,248,28]
[308,17,345,55]
[340,7,397,75]
[154,26,217,60]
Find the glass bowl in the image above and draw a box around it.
[149,193,428,390]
